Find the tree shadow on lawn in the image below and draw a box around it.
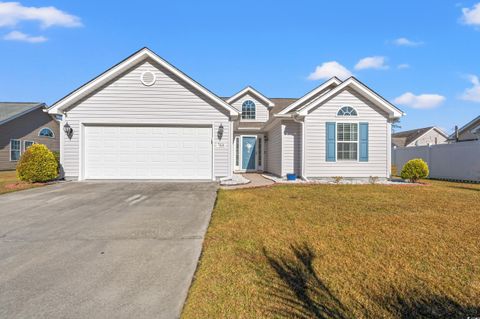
[258,243,480,319]
[447,185,480,192]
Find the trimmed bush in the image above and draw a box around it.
[400,158,429,183]
[52,151,61,173]
[16,144,58,182]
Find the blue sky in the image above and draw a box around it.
[0,1,479,132]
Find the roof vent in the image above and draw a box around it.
[140,71,156,86]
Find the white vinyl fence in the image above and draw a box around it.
[392,140,480,182]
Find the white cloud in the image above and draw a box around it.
[397,63,410,69]
[354,56,388,70]
[460,75,480,102]
[0,2,82,28]
[307,61,352,80]
[394,92,445,109]
[3,30,46,42]
[461,2,480,25]
[392,37,423,46]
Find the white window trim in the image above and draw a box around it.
[38,127,55,138]
[233,135,264,172]
[23,140,35,151]
[10,139,21,161]
[234,136,241,171]
[241,100,257,121]
[336,106,359,117]
[335,121,360,162]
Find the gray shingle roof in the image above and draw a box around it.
[392,127,434,147]
[0,102,45,125]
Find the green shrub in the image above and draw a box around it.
[52,151,60,173]
[400,158,429,183]
[16,144,58,182]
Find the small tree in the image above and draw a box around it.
[16,144,58,182]
[400,158,429,183]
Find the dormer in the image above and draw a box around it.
[226,86,274,122]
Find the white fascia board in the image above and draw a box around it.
[48,48,239,116]
[297,77,405,119]
[450,115,480,138]
[277,77,342,115]
[406,127,450,147]
[226,86,275,107]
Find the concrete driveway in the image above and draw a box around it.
[0,181,217,319]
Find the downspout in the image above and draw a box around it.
[293,113,308,181]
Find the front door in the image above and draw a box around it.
[242,136,256,170]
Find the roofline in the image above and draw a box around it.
[405,126,449,147]
[296,77,405,118]
[448,115,480,139]
[0,102,46,126]
[277,77,342,115]
[48,47,239,116]
[226,86,275,107]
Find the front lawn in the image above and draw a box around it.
[0,170,42,195]
[183,181,480,318]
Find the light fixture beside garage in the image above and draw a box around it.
[140,71,156,86]
[217,124,224,140]
[63,122,73,139]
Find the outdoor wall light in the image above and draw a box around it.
[217,124,224,140]
[63,122,73,138]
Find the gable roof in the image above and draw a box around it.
[226,86,275,107]
[392,126,448,147]
[449,115,480,139]
[296,77,405,119]
[278,77,342,115]
[0,102,46,125]
[48,47,239,116]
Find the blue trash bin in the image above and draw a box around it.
[286,173,297,181]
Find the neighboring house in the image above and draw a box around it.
[0,102,60,171]
[47,47,404,181]
[448,115,480,142]
[392,126,448,148]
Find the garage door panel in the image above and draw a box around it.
[84,125,212,179]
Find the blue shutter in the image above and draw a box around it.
[326,122,336,162]
[359,122,369,162]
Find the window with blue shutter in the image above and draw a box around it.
[326,122,336,162]
[359,122,369,162]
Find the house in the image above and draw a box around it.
[448,115,480,142]
[392,126,448,148]
[47,47,404,181]
[0,102,59,171]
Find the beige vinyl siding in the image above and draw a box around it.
[304,88,390,178]
[408,129,447,146]
[0,108,59,171]
[265,122,282,176]
[230,93,269,122]
[282,121,302,176]
[62,59,231,179]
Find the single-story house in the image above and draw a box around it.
[392,126,448,148]
[48,47,404,181]
[0,102,59,171]
[448,115,480,142]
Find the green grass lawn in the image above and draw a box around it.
[182,180,480,319]
[0,170,42,195]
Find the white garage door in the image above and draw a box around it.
[84,125,212,179]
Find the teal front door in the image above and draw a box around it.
[242,137,256,170]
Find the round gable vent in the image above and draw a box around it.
[140,71,156,86]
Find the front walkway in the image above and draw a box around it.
[221,173,274,189]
